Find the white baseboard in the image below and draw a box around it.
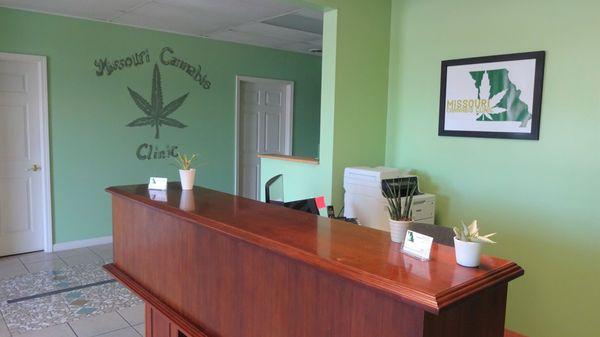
[53,236,113,252]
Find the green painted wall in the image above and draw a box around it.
[324,0,391,208]
[261,8,336,205]
[0,7,322,243]
[386,0,600,336]
[261,0,390,209]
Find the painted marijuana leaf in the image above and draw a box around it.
[470,69,532,127]
[126,63,189,139]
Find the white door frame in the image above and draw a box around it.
[234,75,294,195]
[0,52,53,252]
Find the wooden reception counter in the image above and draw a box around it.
[105,184,523,337]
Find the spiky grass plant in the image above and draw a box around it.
[173,153,197,171]
[383,179,417,221]
[453,220,496,243]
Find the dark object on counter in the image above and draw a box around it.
[265,174,319,215]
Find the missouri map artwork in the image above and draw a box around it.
[445,68,532,128]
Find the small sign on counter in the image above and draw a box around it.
[148,177,168,190]
[402,230,434,261]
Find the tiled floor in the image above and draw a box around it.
[0,245,145,337]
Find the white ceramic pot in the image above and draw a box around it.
[454,237,483,267]
[389,219,411,243]
[179,169,196,190]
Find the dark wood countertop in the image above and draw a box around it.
[106,183,523,314]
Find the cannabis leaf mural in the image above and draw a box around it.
[127,64,189,139]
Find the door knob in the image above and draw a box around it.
[28,164,41,172]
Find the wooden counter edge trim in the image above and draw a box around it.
[258,153,319,165]
[106,188,522,314]
[104,264,209,337]
[435,262,524,309]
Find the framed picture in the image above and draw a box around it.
[438,51,545,140]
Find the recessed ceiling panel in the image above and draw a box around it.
[235,22,321,43]
[293,8,324,20]
[262,12,323,35]
[206,29,289,49]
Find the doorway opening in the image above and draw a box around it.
[235,76,294,200]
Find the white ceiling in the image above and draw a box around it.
[0,0,323,55]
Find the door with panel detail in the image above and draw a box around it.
[238,79,292,200]
[0,54,47,256]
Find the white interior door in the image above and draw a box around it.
[237,77,293,200]
[0,53,50,256]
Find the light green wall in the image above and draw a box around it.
[261,8,337,204]
[386,0,600,336]
[0,7,322,243]
[261,0,390,208]
[325,0,391,208]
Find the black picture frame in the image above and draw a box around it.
[438,51,545,140]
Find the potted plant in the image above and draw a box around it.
[453,220,496,267]
[174,153,197,190]
[383,180,417,243]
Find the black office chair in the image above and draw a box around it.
[265,174,284,204]
[265,174,319,215]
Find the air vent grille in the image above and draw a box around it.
[262,13,323,35]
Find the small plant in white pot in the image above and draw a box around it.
[174,153,197,190]
[383,180,417,243]
[453,220,496,267]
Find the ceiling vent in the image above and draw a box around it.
[262,13,323,35]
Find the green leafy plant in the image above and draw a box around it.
[453,220,496,243]
[126,64,189,139]
[173,153,197,171]
[382,179,417,221]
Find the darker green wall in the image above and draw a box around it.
[0,7,322,243]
